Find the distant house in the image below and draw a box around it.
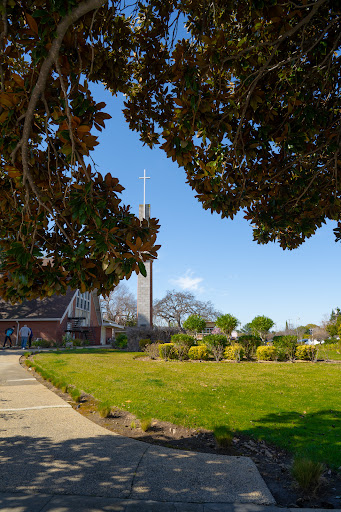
[196,320,238,341]
[0,289,122,346]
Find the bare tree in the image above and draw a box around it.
[153,290,220,329]
[101,283,136,326]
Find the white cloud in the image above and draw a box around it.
[171,270,204,292]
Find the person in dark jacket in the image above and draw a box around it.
[3,326,15,348]
[28,327,33,349]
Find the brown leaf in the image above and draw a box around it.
[25,13,38,35]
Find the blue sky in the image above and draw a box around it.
[91,82,340,331]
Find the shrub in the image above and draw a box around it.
[140,417,152,432]
[291,457,324,493]
[273,335,298,361]
[256,345,277,361]
[188,345,209,360]
[144,343,160,359]
[224,344,244,361]
[296,345,318,361]
[213,425,233,448]
[114,333,128,349]
[275,346,288,362]
[201,334,228,347]
[237,335,261,359]
[32,339,55,348]
[201,334,228,361]
[323,337,339,345]
[71,338,90,347]
[170,334,195,347]
[126,326,181,351]
[139,338,152,350]
[97,401,112,418]
[159,343,178,360]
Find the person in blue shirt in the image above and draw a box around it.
[3,326,15,348]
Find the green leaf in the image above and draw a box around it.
[138,261,147,277]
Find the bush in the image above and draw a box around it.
[188,345,210,360]
[275,346,288,362]
[159,343,178,360]
[256,345,277,361]
[144,343,160,359]
[295,345,318,361]
[72,338,90,347]
[170,334,195,347]
[114,333,128,349]
[126,326,181,351]
[237,335,261,359]
[139,338,152,350]
[201,334,228,348]
[201,334,228,361]
[323,337,339,345]
[32,339,55,348]
[224,344,244,361]
[273,335,298,361]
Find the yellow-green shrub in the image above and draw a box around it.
[159,343,178,360]
[295,345,317,361]
[256,345,277,361]
[188,345,209,360]
[224,344,244,361]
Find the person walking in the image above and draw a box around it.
[3,326,15,348]
[19,325,30,350]
[28,327,33,349]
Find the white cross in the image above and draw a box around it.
[139,169,150,217]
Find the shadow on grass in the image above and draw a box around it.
[240,409,341,468]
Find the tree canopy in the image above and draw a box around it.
[153,289,219,328]
[215,313,239,339]
[249,315,274,341]
[1,0,340,301]
[183,314,206,336]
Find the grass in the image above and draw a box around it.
[97,401,112,418]
[291,457,325,494]
[213,425,233,448]
[32,350,341,468]
[140,417,152,432]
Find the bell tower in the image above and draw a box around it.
[137,170,153,327]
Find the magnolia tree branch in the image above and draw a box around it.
[10,0,108,245]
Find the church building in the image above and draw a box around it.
[0,289,118,346]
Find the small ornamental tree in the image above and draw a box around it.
[215,314,239,342]
[183,315,206,339]
[201,334,228,362]
[249,316,274,342]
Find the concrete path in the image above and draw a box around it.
[0,351,276,507]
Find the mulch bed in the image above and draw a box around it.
[23,358,341,508]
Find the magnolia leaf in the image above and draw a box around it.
[25,12,38,34]
[138,261,147,277]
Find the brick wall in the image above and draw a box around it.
[1,320,61,346]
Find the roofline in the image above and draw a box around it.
[102,321,125,328]
[0,318,61,322]
[59,290,78,324]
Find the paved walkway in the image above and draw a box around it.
[0,351,338,512]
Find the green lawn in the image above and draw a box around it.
[32,350,341,468]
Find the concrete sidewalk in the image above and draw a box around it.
[0,353,340,512]
[0,352,275,506]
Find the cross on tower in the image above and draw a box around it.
[139,169,150,219]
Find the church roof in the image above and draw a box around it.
[0,288,76,320]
